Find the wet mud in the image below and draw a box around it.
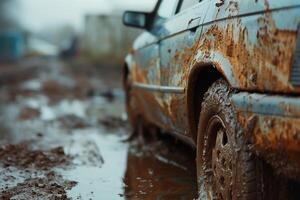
[0,145,69,170]
[1,171,77,200]
[0,58,198,199]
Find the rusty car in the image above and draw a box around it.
[122,0,300,199]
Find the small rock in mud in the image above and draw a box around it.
[0,171,77,200]
[99,116,126,130]
[18,107,40,120]
[0,144,70,170]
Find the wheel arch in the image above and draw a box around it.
[123,62,129,88]
[186,63,232,143]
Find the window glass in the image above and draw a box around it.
[157,0,178,18]
[179,0,199,12]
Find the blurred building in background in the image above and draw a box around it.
[0,0,156,63]
[83,14,141,63]
[0,0,24,61]
[0,31,24,61]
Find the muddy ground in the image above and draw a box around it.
[0,58,198,200]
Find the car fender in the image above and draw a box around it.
[192,50,239,88]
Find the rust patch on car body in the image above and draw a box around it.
[237,112,300,180]
[232,91,300,178]
[194,11,299,93]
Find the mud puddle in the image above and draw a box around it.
[124,136,198,199]
[0,58,198,199]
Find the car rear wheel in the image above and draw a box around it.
[197,79,264,200]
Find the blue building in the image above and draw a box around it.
[0,31,24,61]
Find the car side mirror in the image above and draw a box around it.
[123,11,148,29]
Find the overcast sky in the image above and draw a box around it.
[16,0,157,32]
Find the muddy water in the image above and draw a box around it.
[0,59,198,199]
[61,130,128,200]
[124,149,197,199]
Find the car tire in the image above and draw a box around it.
[196,79,264,200]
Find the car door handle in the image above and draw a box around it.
[188,28,197,45]
[189,26,197,33]
[188,17,201,32]
[216,0,224,7]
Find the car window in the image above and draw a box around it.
[157,0,178,18]
[178,0,200,12]
[150,0,178,30]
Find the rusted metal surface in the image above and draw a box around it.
[232,92,300,179]
[126,0,300,137]
[232,92,300,117]
[124,0,300,179]
[236,111,300,180]
[195,1,300,93]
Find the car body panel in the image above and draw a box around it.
[232,92,300,179]
[195,0,300,93]
[130,31,165,126]
[158,2,209,135]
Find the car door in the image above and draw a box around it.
[158,0,209,136]
[132,0,179,127]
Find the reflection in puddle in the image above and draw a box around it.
[64,166,126,200]
[124,151,197,200]
[62,131,128,200]
[61,129,198,200]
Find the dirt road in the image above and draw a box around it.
[0,58,197,199]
